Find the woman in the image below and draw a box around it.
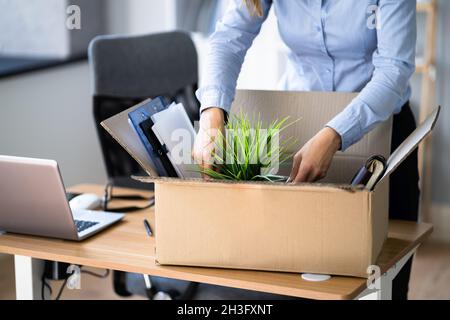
[193,0,418,299]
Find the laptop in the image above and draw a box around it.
[0,155,124,241]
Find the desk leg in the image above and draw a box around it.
[14,255,45,300]
[356,245,420,300]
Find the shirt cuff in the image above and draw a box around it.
[326,107,362,151]
[196,86,234,114]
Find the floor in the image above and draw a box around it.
[409,240,450,299]
[1,239,449,300]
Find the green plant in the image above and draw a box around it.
[199,111,299,182]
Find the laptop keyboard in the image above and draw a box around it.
[74,220,99,233]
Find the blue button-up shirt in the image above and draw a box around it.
[196,0,417,150]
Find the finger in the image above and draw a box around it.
[212,133,225,173]
[200,164,213,180]
[305,170,318,183]
[213,162,223,173]
[293,170,309,183]
[192,145,210,180]
[288,154,302,183]
[193,135,213,164]
[201,172,212,181]
[200,148,216,180]
[293,163,312,183]
[312,169,326,182]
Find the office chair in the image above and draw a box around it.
[88,31,200,299]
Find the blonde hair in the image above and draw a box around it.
[244,0,263,17]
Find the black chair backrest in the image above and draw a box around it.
[88,32,200,187]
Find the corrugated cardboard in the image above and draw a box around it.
[111,90,439,278]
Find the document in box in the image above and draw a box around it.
[101,98,200,179]
[100,99,160,177]
[128,97,176,177]
[150,102,200,179]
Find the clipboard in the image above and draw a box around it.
[128,98,178,177]
[100,99,160,177]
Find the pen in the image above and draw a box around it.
[143,219,153,237]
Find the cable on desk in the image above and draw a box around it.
[103,182,155,213]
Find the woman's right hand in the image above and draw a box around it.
[192,107,225,177]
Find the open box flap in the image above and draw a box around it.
[378,106,441,186]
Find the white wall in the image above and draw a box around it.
[0,62,107,186]
[236,8,286,90]
[106,0,172,35]
[0,0,105,58]
[0,0,68,57]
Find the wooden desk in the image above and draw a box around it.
[0,184,433,300]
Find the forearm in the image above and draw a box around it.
[327,62,414,150]
[196,0,271,113]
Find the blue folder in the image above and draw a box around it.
[128,97,177,177]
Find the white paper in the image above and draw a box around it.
[151,103,201,179]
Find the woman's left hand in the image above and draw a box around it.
[289,127,342,183]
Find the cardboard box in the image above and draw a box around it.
[134,177,390,278]
[105,90,439,278]
[137,90,395,278]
